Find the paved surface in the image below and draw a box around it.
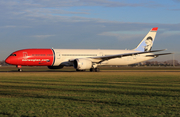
[1,70,180,72]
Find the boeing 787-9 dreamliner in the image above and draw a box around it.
[5,27,171,71]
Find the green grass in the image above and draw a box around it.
[0,70,180,116]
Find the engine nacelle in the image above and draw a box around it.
[48,65,64,69]
[73,59,92,70]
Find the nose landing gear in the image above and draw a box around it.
[16,65,22,72]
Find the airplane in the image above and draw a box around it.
[5,27,172,72]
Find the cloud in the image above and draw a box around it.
[0,25,32,29]
[158,30,180,38]
[173,0,180,2]
[98,31,144,40]
[1,25,17,28]
[14,0,142,7]
[171,8,180,11]
[0,0,142,9]
[0,0,168,24]
[32,35,55,39]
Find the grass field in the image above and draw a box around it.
[0,67,180,116]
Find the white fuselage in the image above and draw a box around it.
[52,49,154,66]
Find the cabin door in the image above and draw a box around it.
[56,52,61,59]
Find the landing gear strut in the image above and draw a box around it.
[90,68,100,72]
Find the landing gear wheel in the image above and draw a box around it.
[90,68,95,72]
[90,68,100,72]
[95,68,100,72]
[18,69,22,72]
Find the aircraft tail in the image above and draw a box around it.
[134,27,158,52]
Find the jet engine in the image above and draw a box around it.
[48,65,64,69]
[73,59,92,70]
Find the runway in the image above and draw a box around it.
[1,66,180,72]
[1,70,180,73]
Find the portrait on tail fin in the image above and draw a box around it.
[144,36,153,51]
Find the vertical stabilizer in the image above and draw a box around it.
[134,27,158,52]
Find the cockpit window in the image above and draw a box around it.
[10,54,16,56]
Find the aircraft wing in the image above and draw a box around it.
[89,49,168,63]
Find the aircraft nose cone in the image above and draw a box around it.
[5,57,11,64]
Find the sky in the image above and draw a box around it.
[0,0,180,61]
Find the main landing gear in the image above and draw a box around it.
[90,68,100,72]
[75,68,100,72]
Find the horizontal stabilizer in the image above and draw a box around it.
[146,53,172,57]
[148,49,167,52]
